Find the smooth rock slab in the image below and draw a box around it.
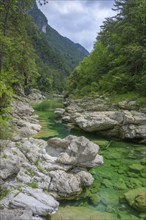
[23,187,59,211]
[10,189,59,216]
[74,111,119,132]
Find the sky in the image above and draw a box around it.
[37,0,116,52]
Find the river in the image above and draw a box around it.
[33,99,146,220]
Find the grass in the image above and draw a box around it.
[25,169,35,177]
[0,189,10,200]
[70,91,146,107]
[108,92,146,107]
[27,181,38,189]
[0,154,7,159]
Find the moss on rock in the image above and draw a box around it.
[124,187,146,213]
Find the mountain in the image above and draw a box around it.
[29,1,89,73]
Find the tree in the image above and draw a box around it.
[0,0,39,138]
[66,0,146,97]
[37,0,48,6]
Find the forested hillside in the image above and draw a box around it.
[0,0,36,134]
[66,0,146,100]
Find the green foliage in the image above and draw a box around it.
[66,0,146,100]
[0,0,38,138]
[0,188,10,201]
[0,117,12,139]
[27,181,38,188]
[110,92,146,107]
[0,72,13,139]
[25,169,35,177]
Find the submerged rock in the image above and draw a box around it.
[129,164,145,173]
[51,206,118,220]
[124,187,146,213]
[89,194,101,206]
[114,178,127,190]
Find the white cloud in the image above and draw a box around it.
[37,0,116,52]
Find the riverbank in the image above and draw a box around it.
[56,96,146,143]
[0,96,103,220]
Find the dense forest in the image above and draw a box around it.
[66,0,146,100]
[0,0,88,137]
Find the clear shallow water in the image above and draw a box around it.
[34,99,146,220]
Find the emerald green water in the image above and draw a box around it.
[34,99,146,220]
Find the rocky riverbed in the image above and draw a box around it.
[0,95,103,220]
[55,96,146,143]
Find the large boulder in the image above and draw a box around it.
[47,136,102,198]
[49,135,103,168]
[49,170,93,198]
[74,112,120,132]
